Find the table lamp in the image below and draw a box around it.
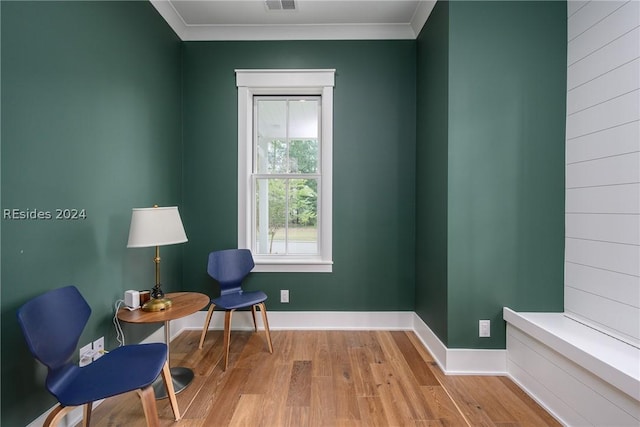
[127,205,188,311]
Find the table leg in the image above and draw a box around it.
[152,320,195,399]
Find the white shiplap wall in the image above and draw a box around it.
[565,0,640,346]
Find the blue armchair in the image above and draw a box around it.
[17,285,181,426]
[198,249,273,370]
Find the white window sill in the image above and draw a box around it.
[253,259,333,273]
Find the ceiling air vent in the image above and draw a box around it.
[265,0,296,11]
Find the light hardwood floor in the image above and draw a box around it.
[86,330,560,426]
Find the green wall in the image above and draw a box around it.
[415,0,450,344]
[415,1,566,348]
[1,0,569,424]
[0,2,182,425]
[181,41,417,311]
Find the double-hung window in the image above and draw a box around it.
[236,69,334,272]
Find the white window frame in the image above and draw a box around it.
[237,69,334,272]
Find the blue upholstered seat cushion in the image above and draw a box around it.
[212,290,268,310]
[50,343,167,406]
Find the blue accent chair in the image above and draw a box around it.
[16,285,181,427]
[198,249,273,370]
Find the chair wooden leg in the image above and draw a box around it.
[138,385,160,427]
[43,404,76,427]
[258,302,273,354]
[251,305,258,332]
[199,303,215,349]
[82,402,93,427]
[223,309,234,371]
[160,360,181,421]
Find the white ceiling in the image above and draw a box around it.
[150,0,436,41]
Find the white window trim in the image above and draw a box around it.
[237,69,335,273]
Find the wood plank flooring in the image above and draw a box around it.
[85,330,560,427]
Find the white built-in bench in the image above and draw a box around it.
[503,308,640,426]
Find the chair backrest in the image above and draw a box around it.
[207,249,255,295]
[17,286,91,371]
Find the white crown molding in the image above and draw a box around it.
[410,0,436,38]
[181,23,417,41]
[150,0,187,40]
[150,0,432,41]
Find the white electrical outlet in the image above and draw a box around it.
[280,289,289,303]
[93,336,105,361]
[79,343,93,367]
[479,320,491,337]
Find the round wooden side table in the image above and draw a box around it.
[118,292,210,398]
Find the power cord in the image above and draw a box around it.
[113,299,126,346]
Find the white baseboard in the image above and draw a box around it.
[187,310,506,375]
[183,310,416,332]
[28,310,507,426]
[154,310,506,376]
[411,313,507,375]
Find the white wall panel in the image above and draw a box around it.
[565,287,640,342]
[567,0,626,41]
[507,359,584,426]
[566,184,640,214]
[566,152,640,188]
[565,0,640,344]
[568,0,589,19]
[567,58,639,115]
[565,262,640,306]
[507,325,640,426]
[568,1,638,64]
[568,27,640,90]
[566,212,640,244]
[566,120,639,163]
[565,238,639,276]
[507,326,640,426]
[566,90,640,139]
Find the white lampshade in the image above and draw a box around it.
[127,206,188,248]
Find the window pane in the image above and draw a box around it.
[255,178,287,254]
[289,99,318,138]
[289,139,318,173]
[258,99,286,138]
[257,137,287,173]
[257,100,287,173]
[255,178,318,255]
[289,178,318,254]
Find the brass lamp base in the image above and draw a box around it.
[142,297,173,312]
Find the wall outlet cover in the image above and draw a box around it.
[479,320,491,337]
[280,289,289,303]
[93,337,105,361]
[79,343,93,367]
